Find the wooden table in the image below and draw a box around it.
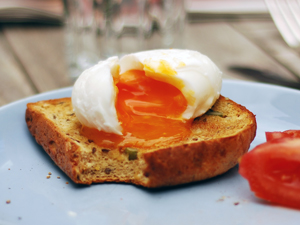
[1,16,300,107]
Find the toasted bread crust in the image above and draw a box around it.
[143,125,256,187]
[26,99,81,181]
[25,96,256,187]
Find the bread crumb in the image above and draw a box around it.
[48,172,52,175]
[66,182,69,184]
[6,200,11,204]
[46,175,51,179]
[217,196,226,202]
[57,176,61,179]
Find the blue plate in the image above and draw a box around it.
[1,80,300,225]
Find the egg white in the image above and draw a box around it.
[72,56,122,135]
[72,49,223,135]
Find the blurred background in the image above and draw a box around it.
[1,0,300,106]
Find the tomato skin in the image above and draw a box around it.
[239,138,300,209]
[266,130,300,142]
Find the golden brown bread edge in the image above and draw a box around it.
[25,95,257,188]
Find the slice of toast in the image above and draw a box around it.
[25,95,256,188]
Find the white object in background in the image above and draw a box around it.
[64,0,99,82]
[265,0,300,48]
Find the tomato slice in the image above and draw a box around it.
[266,130,300,142]
[239,138,300,209]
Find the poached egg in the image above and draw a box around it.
[72,49,222,145]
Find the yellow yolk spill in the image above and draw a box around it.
[81,70,193,149]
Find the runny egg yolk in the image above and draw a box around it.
[81,70,193,149]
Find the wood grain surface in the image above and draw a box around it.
[0,17,300,107]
